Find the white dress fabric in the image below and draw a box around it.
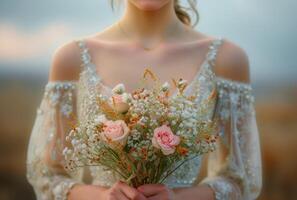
[26,37,262,200]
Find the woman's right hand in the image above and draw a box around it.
[68,181,147,200]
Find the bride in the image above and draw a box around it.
[26,0,262,199]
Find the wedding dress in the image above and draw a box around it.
[26,37,262,200]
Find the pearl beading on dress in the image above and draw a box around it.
[206,37,224,67]
[40,81,77,118]
[216,78,254,103]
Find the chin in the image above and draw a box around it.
[129,0,171,11]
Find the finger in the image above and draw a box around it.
[148,196,161,200]
[147,193,166,200]
[137,184,166,196]
[116,189,130,200]
[118,182,147,200]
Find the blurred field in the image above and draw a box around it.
[0,75,296,200]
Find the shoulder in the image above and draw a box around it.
[49,39,82,81]
[214,38,250,83]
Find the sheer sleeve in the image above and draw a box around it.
[200,78,262,200]
[26,81,84,200]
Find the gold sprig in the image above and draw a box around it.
[171,78,178,89]
[179,81,188,94]
[67,112,78,130]
[171,78,188,95]
[96,97,122,120]
[143,67,158,81]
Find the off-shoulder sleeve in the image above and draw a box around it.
[200,78,262,200]
[26,81,84,200]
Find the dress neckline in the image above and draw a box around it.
[76,37,224,98]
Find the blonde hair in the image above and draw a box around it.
[110,0,199,27]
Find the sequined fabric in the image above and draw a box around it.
[26,82,83,200]
[26,37,262,200]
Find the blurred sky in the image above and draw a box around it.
[0,0,296,84]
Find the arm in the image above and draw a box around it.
[36,80,114,200]
[26,80,85,200]
[26,41,85,200]
[199,40,262,199]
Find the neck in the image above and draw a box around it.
[119,1,187,42]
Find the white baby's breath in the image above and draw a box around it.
[161,82,170,92]
[94,114,107,125]
[112,83,125,94]
[121,92,132,103]
[177,79,188,87]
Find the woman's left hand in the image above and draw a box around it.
[137,184,176,200]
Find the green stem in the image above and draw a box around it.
[159,155,199,183]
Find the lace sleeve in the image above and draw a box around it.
[26,81,84,200]
[200,78,262,200]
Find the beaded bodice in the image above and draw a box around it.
[26,37,262,200]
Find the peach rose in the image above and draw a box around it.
[100,120,130,148]
[109,93,130,113]
[152,124,180,155]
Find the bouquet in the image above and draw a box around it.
[63,68,218,187]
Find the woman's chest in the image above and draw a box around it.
[85,40,211,95]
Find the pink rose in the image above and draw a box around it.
[109,93,130,113]
[152,125,180,155]
[101,120,130,148]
